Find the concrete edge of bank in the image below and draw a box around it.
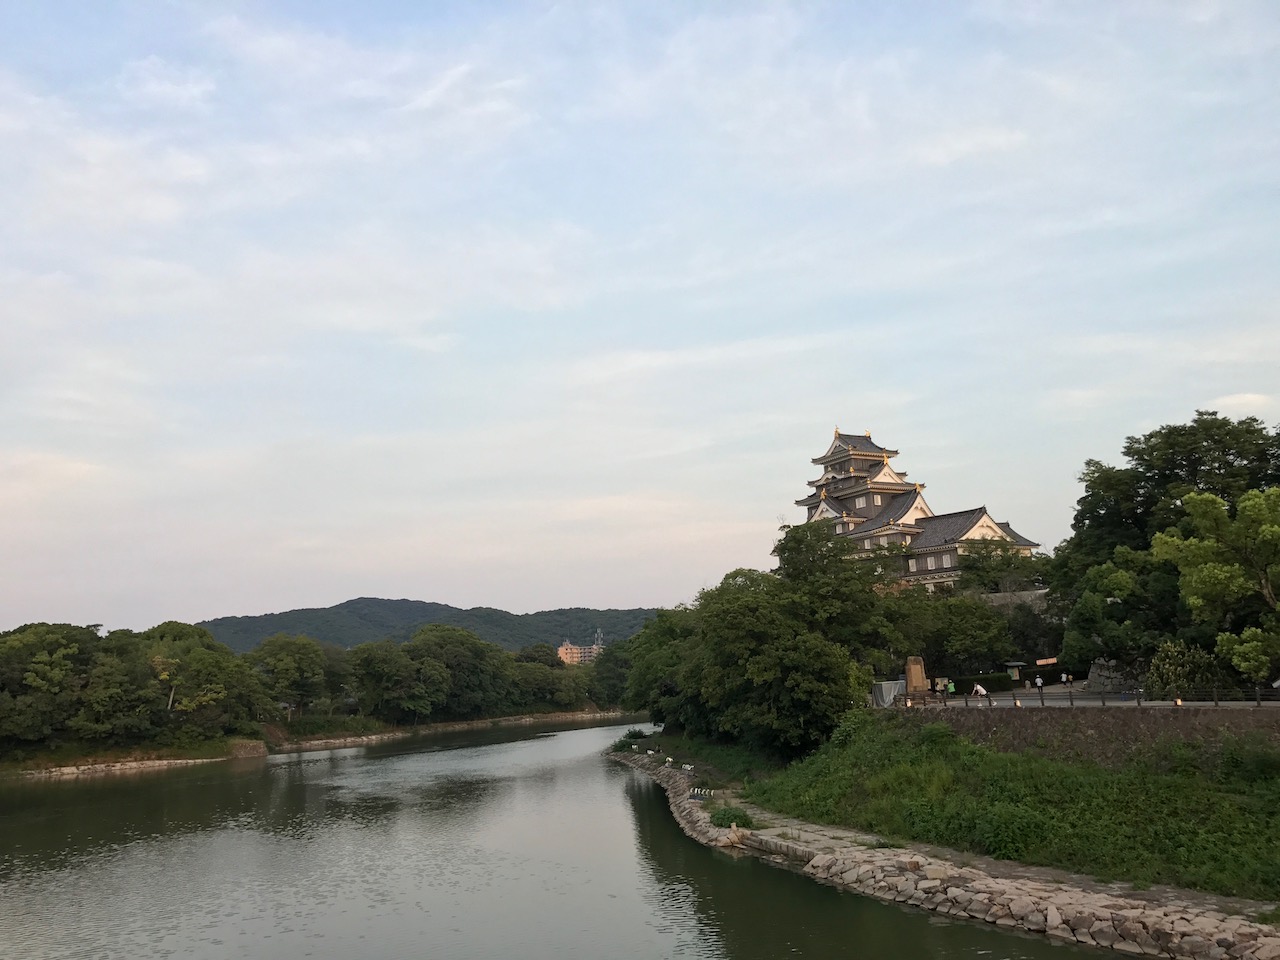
[610,752,1280,960]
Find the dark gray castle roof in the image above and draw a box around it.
[997,522,1040,548]
[909,508,1040,550]
[855,490,925,531]
[812,432,899,464]
[910,508,991,549]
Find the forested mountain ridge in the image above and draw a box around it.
[198,597,658,653]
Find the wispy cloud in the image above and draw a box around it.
[116,56,216,108]
[2,2,1279,628]
[1209,393,1276,416]
[568,336,817,385]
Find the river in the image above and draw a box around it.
[0,721,1086,960]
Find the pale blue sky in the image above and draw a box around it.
[2,1,1277,630]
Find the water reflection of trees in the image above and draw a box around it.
[623,773,1075,960]
[0,744,539,881]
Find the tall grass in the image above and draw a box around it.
[743,712,1280,901]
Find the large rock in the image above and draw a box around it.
[1090,921,1120,946]
[1009,898,1038,921]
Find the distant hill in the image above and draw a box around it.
[198,597,659,654]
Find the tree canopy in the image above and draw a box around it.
[1052,411,1280,678]
[1153,488,1280,681]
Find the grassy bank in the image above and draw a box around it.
[741,711,1280,901]
[275,716,391,740]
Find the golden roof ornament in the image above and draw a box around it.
[819,489,827,499]
[834,425,840,436]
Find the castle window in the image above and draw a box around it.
[942,554,953,568]
[927,556,936,570]
[855,496,866,508]
[908,558,917,572]
[873,494,882,506]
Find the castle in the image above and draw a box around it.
[795,428,1038,589]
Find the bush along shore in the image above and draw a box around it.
[611,750,1280,960]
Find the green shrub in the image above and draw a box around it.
[285,716,387,738]
[710,805,756,829]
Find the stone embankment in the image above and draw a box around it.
[18,738,269,779]
[611,752,1280,960]
[24,757,230,779]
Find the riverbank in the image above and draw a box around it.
[15,738,269,779]
[269,709,638,752]
[612,752,1280,959]
[12,710,638,778]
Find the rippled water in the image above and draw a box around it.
[0,722,1085,959]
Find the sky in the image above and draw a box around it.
[2,1,1278,632]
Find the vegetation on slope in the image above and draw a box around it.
[743,711,1280,901]
[198,597,657,653]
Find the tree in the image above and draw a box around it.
[515,642,563,670]
[0,624,100,749]
[404,626,515,720]
[1051,412,1279,675]
[682,569,852,756]
[957,542,1050,594]
[1053,411,1279,591]
[348,640,411,719]
[586,639,631,708]
[245,634,326,721]
[773,521,884,639]
[348,639,447,723]
[1144,640,1229,699]
[1152,489,1280,681]
[934,596,1016,674]
[621,609,702,729]
[67,653,158,743]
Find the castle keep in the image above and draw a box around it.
[795,429,1038,589]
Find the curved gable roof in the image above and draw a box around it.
[910,507,991,549]
[812,432,899,464]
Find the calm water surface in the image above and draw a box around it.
[0,722,1087,959]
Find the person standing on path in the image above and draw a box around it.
[1035,675,1044,692]
[1061,671,1068,686]
[972,682,992,706]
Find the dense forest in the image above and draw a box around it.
[0,621,631,762]
[198,598,657,653]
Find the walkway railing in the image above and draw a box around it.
[895,684,1280,709]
